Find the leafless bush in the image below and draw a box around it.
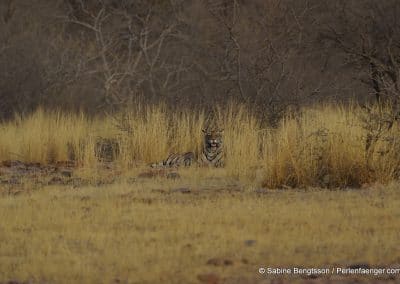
[0,0,397,123]
[321,0,400,105]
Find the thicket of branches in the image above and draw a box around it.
[1,0,399,123]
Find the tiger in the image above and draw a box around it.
[150,129,224,168]
[200,129,224,167]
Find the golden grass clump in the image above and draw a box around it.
[1,102,400,187]
[116,105,206,165]
[263,103,400,188]
[216,103,264,180]
[0,109,91,164]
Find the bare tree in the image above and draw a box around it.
[322,0,400,105]
[62,0,185,109]
[0,0,392,120]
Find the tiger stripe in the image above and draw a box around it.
[150,129,224,168]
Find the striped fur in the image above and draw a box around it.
[200,129,224,167]
[151,152,195,168]
[150,129,224,168]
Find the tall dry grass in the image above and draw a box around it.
[264,103,400,187]
[1,103,400,187]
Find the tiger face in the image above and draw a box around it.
[202,129,223,153]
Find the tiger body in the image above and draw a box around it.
[200,130,224,167]
[150,129,224,168]
[151,152,195,168]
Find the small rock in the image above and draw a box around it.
[166,172,180,179]
[301,273,319,279]
[171,187,191,194]
[61,170,72,177]
[2,160,24,168]
[223,259,233,266]
[80,196,90,201]
[26,162,41,168]
[206,258,233,266]
[5,281,28,284]
[55,160,76,168]
[270,279,285,284]
[206,258,222,266]
[48,176,63,185]
[126,177,136,184]
[151,188,167,194]
[138,171,157,178]
[197,273,220,284]
[347,263,370,269]
[244,239,257,246]
[8,176,21,185]
[254,188,269,194]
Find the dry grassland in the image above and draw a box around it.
[1,103,400,283]
[1,177,400,284]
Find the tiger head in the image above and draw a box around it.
[202,129,223,153]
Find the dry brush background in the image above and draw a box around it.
[2,0,400,120]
